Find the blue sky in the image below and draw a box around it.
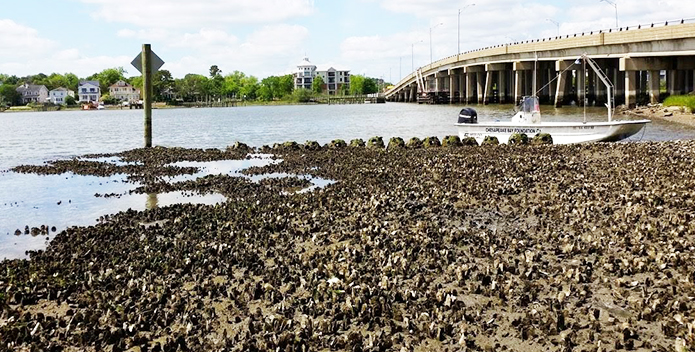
[1,0,693,81]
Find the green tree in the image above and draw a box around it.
[312,75,325,94]
[209,65,222,78]
[278,74,294,97]
[153,70,174,101]
[64,95,77,106]
[349,75,365,95]
[363,77,378,94]
[0,84,20,106]
[239,76,259,100]
[291,88,314,103]
[88,67,127,92]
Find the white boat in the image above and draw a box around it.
[455,54,651,145]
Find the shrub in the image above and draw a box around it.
[663,95,695,113]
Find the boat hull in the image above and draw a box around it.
[456,120,651,145]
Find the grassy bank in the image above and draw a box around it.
[663,94,695,112]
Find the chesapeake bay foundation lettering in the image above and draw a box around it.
[485,127,541,134]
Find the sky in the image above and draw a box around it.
[1,0,694,82]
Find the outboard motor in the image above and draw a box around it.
[458,108,478,124]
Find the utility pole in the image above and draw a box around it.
[600,0,618,28]
[430,22,443,64]
[458,4,475,55]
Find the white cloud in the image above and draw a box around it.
[80,0,316,28]
[162,25,309,78]
[0,19,57,60]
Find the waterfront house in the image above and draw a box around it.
[15,83,49,104]
[78,81,101,103]
[109,80,141,103]
[48,87,75,105]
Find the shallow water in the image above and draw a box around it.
[1,104,694,169]
[0,156,332,260]
[0,104,693,259]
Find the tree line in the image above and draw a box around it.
[0,65,387,107]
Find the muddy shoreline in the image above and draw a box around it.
[2,140,695,351]
[623,105,695,128]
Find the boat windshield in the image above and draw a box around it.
[521,97,540,113]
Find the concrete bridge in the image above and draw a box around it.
[386,19,695,108]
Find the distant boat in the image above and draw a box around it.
[455,54,650,144]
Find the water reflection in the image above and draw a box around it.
[0,156,335,260]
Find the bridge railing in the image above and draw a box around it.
[387,17,695,96]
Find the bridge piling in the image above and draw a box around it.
[625,71,638,108]
[649,70,660,104]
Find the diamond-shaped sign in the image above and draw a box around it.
[131,50,165,74]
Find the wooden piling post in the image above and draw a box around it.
[142,44,153,148]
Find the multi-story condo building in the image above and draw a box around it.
[294,57,350,95]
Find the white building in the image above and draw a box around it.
[293,57,350,95]
[294,57,317,90]
[109,80,141,103]
[78,81,101,103]
[316,66,350,95]
[48,87,75,105]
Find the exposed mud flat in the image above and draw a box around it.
[2,140,695,351]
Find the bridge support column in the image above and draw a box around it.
[483,71,493,105]
[625,70,637,109]
[476,72,485,104]
[576,68,586,107]
[668,70,685,96]
[594,69,606,106]
[588,71,596,106]
[649,70,660,104]
[465,72,475,104]
[449,75,455,104]
[499,70,508,104]
[548,69,557,105]
[614,69,625,105]
[514,70,523,105]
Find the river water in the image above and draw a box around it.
[1,103,694,259]
[2,103,694,169]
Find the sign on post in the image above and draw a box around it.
[131,51,165,74]
[132,45,165,148]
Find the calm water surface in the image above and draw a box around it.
[1,103,694,259]
[2,103,694,169]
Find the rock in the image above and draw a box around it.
[367,136,385,149]
[508,133,529,145]
[226,141,250,152]
[481,136,499,146]
[349,139,365,148]
[407,137,423,149]
[461,137,478,146]
[442,136,462,147]
[328,139,347,149]
[664,112,674,117]
[423,136,441,148]
[304,140,321,151]
[387,137,406,150]
[531,133,553,145]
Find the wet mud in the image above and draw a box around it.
[2,140,695,351]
